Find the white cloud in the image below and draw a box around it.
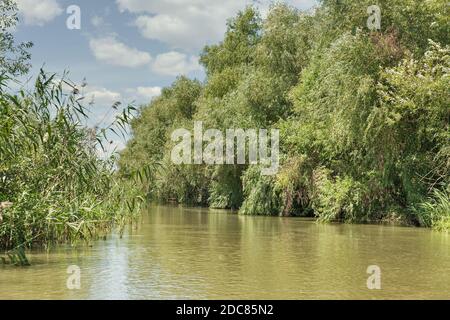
[117,0,249,51]
[127,86,162,101]
[89,36,152,68]
[91,15,106,28]
[50,79,122,109]
[152,51,201,76]
[16,0,63,26]
[116,0,318,51]
[84,86,122,106]
[51,78,78,93]
[89,37,200,76]
[134,14,201,50]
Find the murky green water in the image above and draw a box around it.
[1,205,449,299]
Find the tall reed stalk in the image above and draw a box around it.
[0,70,143,264]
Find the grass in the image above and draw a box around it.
[415,189,450,231]
[0,70,143,265]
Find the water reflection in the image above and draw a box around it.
[1,205,449,299]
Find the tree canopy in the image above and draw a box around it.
[120,0,449,230]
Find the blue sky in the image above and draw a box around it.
[13,0,317,152]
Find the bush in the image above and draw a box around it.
[310,168,367,223]
[240,166,280,216]
[0,71,140,253]
[415,188,450,231]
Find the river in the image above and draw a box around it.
[1,205,449,299]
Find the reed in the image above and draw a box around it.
[0,70,143,264]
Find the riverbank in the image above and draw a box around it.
[118,2,449,231]
[158,201,449,231]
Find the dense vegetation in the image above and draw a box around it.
[0,1,141,264]
[120,0,449,230]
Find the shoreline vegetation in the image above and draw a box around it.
[0,1,449,265]
[0,1,143,265]
[119,1,449,230]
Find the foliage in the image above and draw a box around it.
[0,71,142,256]
[0,0,32,78]
[120,1,449,230]
[310,168,367,222]
[0,5,143,261]
[240,166,280,216]
[415,188,450,231]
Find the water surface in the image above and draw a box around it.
[1,205,449,299]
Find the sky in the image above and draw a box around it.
[12,0,318,153]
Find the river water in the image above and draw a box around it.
[1,205,449,299]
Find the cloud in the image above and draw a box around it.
[16,0,63,26]
[51,78,78,93]
[89,36,199,76]
[127,86,162,101]
[116,0,318,51]
[117,0,248,51]
[91,15,106,28]
[89,36,152,68]
[49,79,121,109]
[84,86,122,106]
[151,51,201,76]
[134,14,201,50]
